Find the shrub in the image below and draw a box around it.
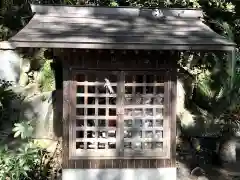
[0,120,55,180]
[0,142,51,180]
[0,79,22,131]
[38,60,55,92]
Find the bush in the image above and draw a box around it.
[38,60,55,92]
[0,142,52,180]
[0,79,55,180]
[0,80,22,131]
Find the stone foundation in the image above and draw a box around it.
[62,168,176,180]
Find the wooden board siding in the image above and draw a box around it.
[62,62,72,168]
[74,159,173,168]
[56,49,175,70]
[169,59,177,167]
[61,49,176,169]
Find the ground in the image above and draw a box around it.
[177,151,240,180]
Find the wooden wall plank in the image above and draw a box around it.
[74,159,172,168]
[62,59,75,168]
[170,62,177,167]
[62,66,70,168]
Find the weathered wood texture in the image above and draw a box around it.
[61,50,176,168]
[8,5,235,50]
[74,159,173,168]
[31,5,203,18]
[62,63,72,168]
[57,49,176,70]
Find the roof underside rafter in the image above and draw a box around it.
[0,4,236,50]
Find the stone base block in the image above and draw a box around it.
[62,168,176,180]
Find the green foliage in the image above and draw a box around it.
[38,60,55,92]
[13,121,34,139]
[0,80,16,105]
[0,78,55,180]
[109,0,118,6]
[0,141,52,180]
[0,24,10,40]
[164,0,200,8]
[0,2,33,41]
[0,80,22,130]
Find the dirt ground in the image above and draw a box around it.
[177,160,240,180]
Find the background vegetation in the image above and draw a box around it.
[1,0,240,179]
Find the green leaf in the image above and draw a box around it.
[23,165,30,172]
[12,124,20,130]
[19,158,25,167]
[22,171,28,177]
[14,131,21,138]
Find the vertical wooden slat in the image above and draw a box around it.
[62,67,70,168]
[70,71,77,157]
[84,74,88,150]
[142,74,146,143]
[127,159,135,168]
[119,159,123,168]
[89,159,92,168]
[122,158,128,168]
[75,160,84,168]
[90,160,100,169]
[165,159,171,167]
[146,159,151,168]
[112,159,119,168]
[153,75,157,134]
[164,70,171,159]
[94,84,100,150]
[106,74,109,147]
[62,61,75,168]
[105,73,110,151]
[105,159,112,168]
[82,160,88,168]
[117,71,125,156]
[131,74,136,157]
[135,159,142,168]
[74,159,172,168]
[156,159,165,167]
[149,159,157,168]
[170,67,177,167]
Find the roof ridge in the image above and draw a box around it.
[30,4,203,19]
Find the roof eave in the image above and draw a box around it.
[0,41,16,50]
[2,40,236,51]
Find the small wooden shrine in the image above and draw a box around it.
[0,4,236,180]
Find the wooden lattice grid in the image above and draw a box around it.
[71,70,170,159]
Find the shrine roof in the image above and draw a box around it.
[0,4,236,50]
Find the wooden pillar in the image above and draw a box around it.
[62,55,75,168]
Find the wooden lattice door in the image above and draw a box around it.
[70,70,170,159]
[73,71,119,157]
[121,71,169,158]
